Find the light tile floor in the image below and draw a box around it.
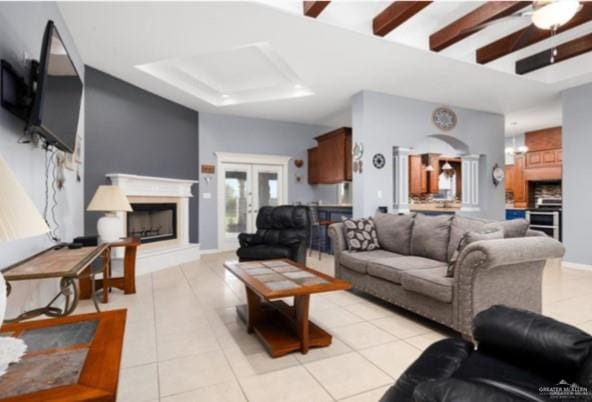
[73,254,592,402]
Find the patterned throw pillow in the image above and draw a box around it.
[342,217,380,252]
[446,227,503,277]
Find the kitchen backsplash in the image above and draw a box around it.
[533,182,562,199]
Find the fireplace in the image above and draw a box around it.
[127,203,177,244]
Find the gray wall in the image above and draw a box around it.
[84,67,199,242]
[198,112,334,250]
[0,2,84,316]
[352,91,505,220]
[562,83,592,265]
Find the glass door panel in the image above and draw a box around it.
[222,164,251,249]
[253,165,283,216]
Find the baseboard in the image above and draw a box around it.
[111,243,201,276]
[199,248,221,255]
[563,261,592,270]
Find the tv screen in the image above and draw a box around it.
[29,21,83,153]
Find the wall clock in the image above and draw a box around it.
[432,107,457,131]
[492,163,504,186]
[372,153,385,169]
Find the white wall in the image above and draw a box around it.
[562,83,592,265]
[352,91,505,220]
[0,3,84,317]
[198,112,336,250]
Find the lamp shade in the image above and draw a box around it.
[0,155,49,243]
[87,185,132,212]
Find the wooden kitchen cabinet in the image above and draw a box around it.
[526,149,562,169]
[505,165,514,193]
[513,154,527,208]
[308,147,320,185]
[409,155,423,195]
[307,127,352,184]
[425,153,440,194]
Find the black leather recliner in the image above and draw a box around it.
[381,305,592,402]
[236,205,310,265]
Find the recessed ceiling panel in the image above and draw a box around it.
[136,42,313,106]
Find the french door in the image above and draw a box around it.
[220,162,284,250]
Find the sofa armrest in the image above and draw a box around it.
[328,223,346,277]
[454,237,565,337]
[525,228,547,237]
[238,233,262,248]
[473,305,592,380]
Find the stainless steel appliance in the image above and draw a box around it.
[526,197,562,241]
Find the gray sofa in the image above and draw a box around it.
[328,213,565,337]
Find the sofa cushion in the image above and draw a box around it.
[410,214,453,262]
[341,249,401,274]
[447,215,488,262]
[446,227,504,277]
[494,219,529,238]
[373,213,415,255]
[343,217,380,252]
[368,256,445,285]
[401,267,454,303]
[236,244,291,261]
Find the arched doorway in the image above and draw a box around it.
[393,135,481,213]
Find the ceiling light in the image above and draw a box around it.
[532,0,581,30]
[442,162,453,171]
[505,147,516,155]
[517,145,529,154]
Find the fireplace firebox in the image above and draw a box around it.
[127,203,177,244]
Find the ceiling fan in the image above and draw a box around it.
[463,0,583,62]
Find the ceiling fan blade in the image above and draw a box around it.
[459,15,524,36]
[511,23,538,52]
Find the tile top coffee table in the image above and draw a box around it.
[224,259,351,357]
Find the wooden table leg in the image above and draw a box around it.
[245,287,262,334]
[294,295,310,354]
[102,250,111,304]
[79,266,91,299]
[123,245,137,294]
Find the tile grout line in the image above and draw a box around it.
[180,261,251,402]
[149,270,162,402]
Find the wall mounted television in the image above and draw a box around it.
[28,20,83,153]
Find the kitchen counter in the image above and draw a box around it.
[317,204,352,208]
[410,203,460,213]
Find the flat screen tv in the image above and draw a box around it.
[28,20,83,153]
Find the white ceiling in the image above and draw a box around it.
[57,1,592,135]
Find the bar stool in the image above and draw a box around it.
[308,202,337,260]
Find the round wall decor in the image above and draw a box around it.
[372,153,386,169]
[432,107,457,131]
[492,163,505,186]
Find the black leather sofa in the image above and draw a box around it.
[381,305,592,402]
[236,205,310,265]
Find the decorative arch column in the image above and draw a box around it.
[461,154,480,211]
[392,146,411,213]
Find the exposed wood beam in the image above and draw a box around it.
[373,1,432,37]
[516,32,592,74]
[430,1,530,52]
[478,3,592,64]
[303,1,330,18]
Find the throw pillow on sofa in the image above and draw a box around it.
[446,227,504,277]
[342,217,380,252]
[373,212,415,255]
[410,213,453,262]
[495,218,529,238]
[447,215,489,261]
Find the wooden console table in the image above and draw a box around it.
[0,310,126,401]
[79,237,140,304]
[2,244,110,322]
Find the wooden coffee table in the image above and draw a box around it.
[224,259,351,357]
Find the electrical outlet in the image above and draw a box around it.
[203,192,212,199]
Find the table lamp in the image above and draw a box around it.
[87,185,132,243]
[0,154,49,374]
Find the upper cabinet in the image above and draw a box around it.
[308,127,352,185]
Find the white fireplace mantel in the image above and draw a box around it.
[106,173,200,274]
[106,173,198,197]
